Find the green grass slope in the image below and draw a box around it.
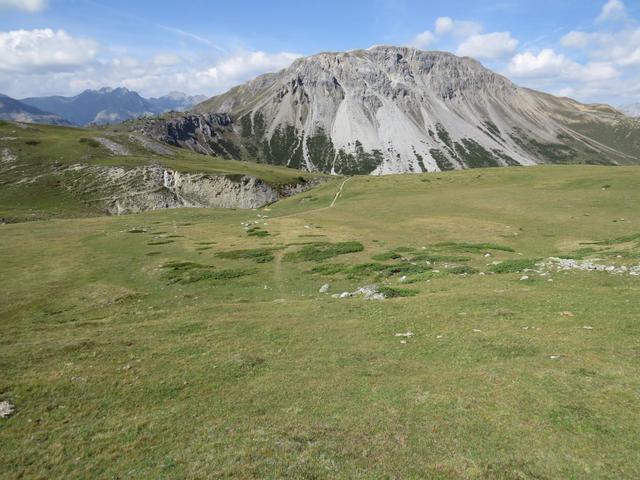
[1,165,640,478]
[0,121,320,222]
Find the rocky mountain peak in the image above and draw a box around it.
[150,47,639,174]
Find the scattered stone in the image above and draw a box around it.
[549,355,561,360]
[520,275,529,281]
[560,311,574,317]
[582,326,593,330]
[1,148,17,164]
[400,340,407,345]
[0,401,14,418]
[332,285,386,300]
[319,283,331,294]
[395,332,414,338]
[539,257,640,276]
[436,335,444,339]
[473,329,483,333]
[484,253,492,258]
[399,275,408,283]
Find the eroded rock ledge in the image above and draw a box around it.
[83,164,314,215]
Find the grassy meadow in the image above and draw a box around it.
[1,165,640,478]
[0,121,318,223]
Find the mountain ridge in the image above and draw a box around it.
[20,88,206,126]
[0,94,71,125]
[138,46,640,174]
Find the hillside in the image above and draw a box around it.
[139,46,640,174]
[0,94,70,125]
[0,121,320,222]
[1,165,640,478]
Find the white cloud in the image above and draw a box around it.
[457,32,519,60]
[0,29,97,73]
[0,0,47,12]
[557,27,640,68]
[0,45,302,98]
[508,49,569,77]
[507,49,618,82]
[434,16,482,39]
[554,87,576,98]
[560,31,591,48]
[199,51,301,85]
[435,17,454,35]
[597,0,627,22]
[152,53,180,66]
[411,30,436,48]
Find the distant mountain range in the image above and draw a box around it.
[0,94,70,125]
[620,103,640,117]
[1,88,206,126]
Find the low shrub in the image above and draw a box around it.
[285,241,364,262]
[489,259,538,274]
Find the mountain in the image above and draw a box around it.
[139,46,640,174]
[620,103,640,117]
[148,92,208,113]
[0,94,70,125]
[20,88,205,126]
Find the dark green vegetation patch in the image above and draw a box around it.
[79,137,101,148]
[284,241,364,262]
[313,262,430,279]
[489,259,539,274]
[246,226,270,238]
[161,261,254,284]
[435,242,515,253]
[377,286,419,298]
[216,248,279,263]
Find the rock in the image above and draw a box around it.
[0,401,14,418]
[520,275,529,281]
[319,284,330,293]
[332,285,386,300]
[395,332,414,337]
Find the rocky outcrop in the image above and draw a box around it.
[140,113,237,157]
[66,164,289,214]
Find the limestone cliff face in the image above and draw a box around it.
[139,46,640,174]
[78,165,285,214]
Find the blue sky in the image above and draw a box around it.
[0,0,639,105]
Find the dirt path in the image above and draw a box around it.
[274,176,352,220]
[330,177,351,208]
